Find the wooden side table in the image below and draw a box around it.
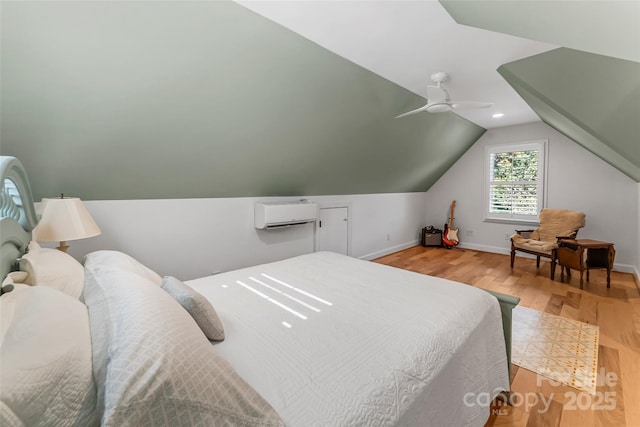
[556,239,615,288]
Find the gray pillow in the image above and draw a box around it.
[162,276,225,341]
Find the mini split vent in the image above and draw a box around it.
[254,201,318,230]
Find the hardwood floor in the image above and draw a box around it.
[373,246,640,427]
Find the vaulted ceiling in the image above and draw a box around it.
[0,1,484,200]
[442,1,640,181]
[238,1,640,182]
[439,0,639,63]
[1,0,638,203]
[235,0,556,130]
[498,48,640,181]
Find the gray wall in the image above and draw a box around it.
[1,1,484,201]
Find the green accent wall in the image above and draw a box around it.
[0,1,484,201]
[498,48,640,181]
[439,0,640,63]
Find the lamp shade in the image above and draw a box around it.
[33,197,101,243]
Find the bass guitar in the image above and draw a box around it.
[442,200,459,248]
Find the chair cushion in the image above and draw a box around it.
[531,209,585,242]
[512,238,555,254]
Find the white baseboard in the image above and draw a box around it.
[619,264,639,283]
[458,242,511,255]
[612,263,639,276]
[359,240,419,261]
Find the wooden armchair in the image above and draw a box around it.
[510,209,586,279]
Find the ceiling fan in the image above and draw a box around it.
[395,72,493,119]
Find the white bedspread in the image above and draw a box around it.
[187,252,509,427]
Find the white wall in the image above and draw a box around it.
[66,193,426,280]
[424,122,639,274]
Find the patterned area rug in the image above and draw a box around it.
[512,306,599,395]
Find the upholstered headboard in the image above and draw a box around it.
[0,156,39,281]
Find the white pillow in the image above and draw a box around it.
[1,272,29,287]
[83,259,283,426]
[162,276,225,340]
[19,244,84,299]
[83,250,162,285]
[0,285,97,426]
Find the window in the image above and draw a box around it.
[484,139,547,223]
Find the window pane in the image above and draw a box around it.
[491,150,538,183]
[489,184,513,213]
[511,150,538,181]
[489,184,538,215]
[485,140,545,221]
[512,184,538,215]
[490,152,513,182]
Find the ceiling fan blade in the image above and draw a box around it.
[395,104,431,119]
[451,101,493,110]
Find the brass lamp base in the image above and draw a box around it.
[56,241,70,252]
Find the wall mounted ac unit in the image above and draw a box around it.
[254,201,318,229]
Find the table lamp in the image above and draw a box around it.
[32,195,101,252]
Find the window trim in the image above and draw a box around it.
[483,139,548,225]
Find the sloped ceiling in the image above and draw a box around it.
[441,0,640,182]
[439,0,640,63]
[235,0,556,129]
[0,1,484,201]
[498,48,640,181]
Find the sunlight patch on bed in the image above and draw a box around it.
[260,273,333,306]
[249,277,321,313]
[236,280,307,320]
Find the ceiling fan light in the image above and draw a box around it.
[426,102,452,113]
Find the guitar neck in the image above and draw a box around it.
[449,203,456,228]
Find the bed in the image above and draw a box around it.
[0,156,519,426]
